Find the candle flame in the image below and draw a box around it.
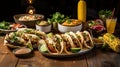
[26,6,36,14]
[28,0,33,4]
[28,9,34,14]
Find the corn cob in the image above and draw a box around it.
[103,33,120,52]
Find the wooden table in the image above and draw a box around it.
[0,36,120,67]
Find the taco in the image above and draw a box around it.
[61,33,76,54]
[81,31,94,49]
[53,34,64,54]
[67,32,82,49]
[76,31,84,46]
[16,28,46,39]
[44,34,64,54]
[45,37,59,54]
[4,32,27,48]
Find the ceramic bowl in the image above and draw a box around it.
[36,24,52,33]
[36,20,51,33]
[58,23,82,33]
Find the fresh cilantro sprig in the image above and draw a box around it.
[99,10,112,17]
[0,21,11,30]
[47,12,70,24]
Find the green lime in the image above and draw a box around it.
[40,44,48,53]
[71,48,81,53]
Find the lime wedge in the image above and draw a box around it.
[40,44,48,53]
[71,48,81,53]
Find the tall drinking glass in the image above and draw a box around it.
[106,18,117,33]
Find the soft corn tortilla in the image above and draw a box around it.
[61,33,74,54]
[54,34,64,54]
[45,34,64,54]
[82,31,94,49]
[68,32,82,49]
[76,31,84,46]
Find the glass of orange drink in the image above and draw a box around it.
[106,18,117,33]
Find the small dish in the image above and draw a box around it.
[36,20,51,33]
[36,24,51,33]
[13,47,32,57]
[0,23,27,34]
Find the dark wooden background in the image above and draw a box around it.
[0,0,120,22]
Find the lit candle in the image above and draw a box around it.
[26,6,36,14]
[28,9,34,14]
[28,0,33,4]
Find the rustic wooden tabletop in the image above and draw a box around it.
[0,36,120,67]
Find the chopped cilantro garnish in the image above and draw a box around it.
[66,19,72,24]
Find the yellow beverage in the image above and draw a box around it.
[106,18,117,33]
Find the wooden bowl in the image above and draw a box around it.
[13,14,44,28]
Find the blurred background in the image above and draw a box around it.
[0,0,119,22]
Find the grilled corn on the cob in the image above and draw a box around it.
[103,33,120,52]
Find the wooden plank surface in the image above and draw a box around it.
[17,51,88,67]
[85,48,120,67]
[0,37,18,67]
[1,34,120,67]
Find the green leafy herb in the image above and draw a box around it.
[110,35,115,40]
[77,35,81,38]
[99,10,112,17]
[56,37,62,44]
[66,19,72,24]
[24,29,33,33]
[47,32,53,38]
[88,20,95,27]
[48,12,70,24]
[26,40,33,50]
[0,21,10,30]
[83,33,87,37]
[10,32,17,43]
[102,42,109,49]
